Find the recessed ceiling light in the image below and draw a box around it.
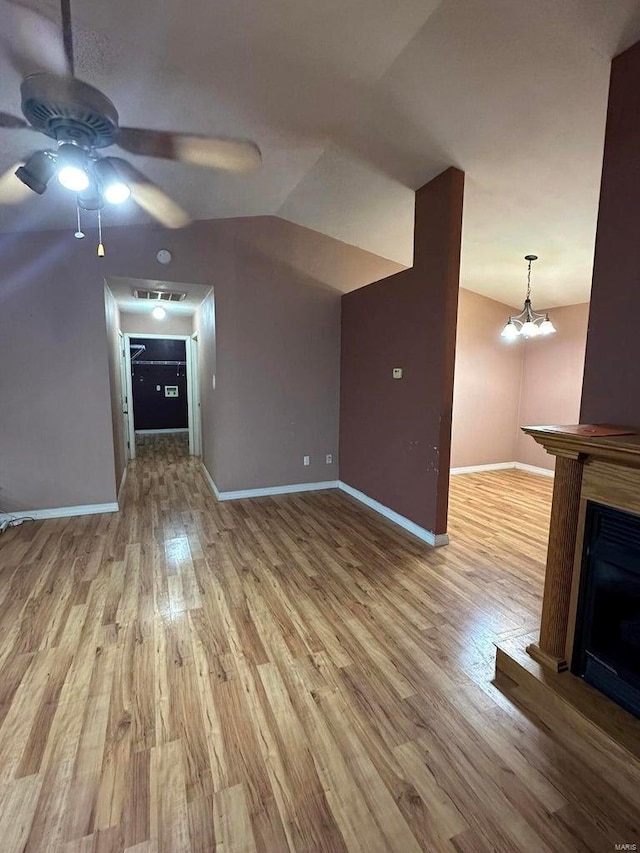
[152,305,166,320]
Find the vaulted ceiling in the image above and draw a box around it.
[2,0,640,306]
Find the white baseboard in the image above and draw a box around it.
[450,462,516,475]
[200,463,338,501]
[135,428,189,435]
[0,502,119,522]
[199,462,448,547]
[450,461,554,478]
[338,481,449,547]
[218,481,340,501]
[514,462,554,477]
[201,463,220,499]
[117,466,128,506]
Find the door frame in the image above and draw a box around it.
[190,332,202,456]
[117,330,131,462]
[122,332,199,460]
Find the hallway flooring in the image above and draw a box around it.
[0,439,638,851]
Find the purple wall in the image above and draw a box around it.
[339,168,465,535]
[581,41,640,425]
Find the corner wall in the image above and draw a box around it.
[451,289,522,468]
[104,285,126,496]
[517,302,589,469]
[339,168,465,536]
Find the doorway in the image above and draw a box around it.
[122,333,200,460]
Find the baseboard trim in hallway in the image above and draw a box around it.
[0,502,119,522]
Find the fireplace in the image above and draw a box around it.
[572,501,640,719]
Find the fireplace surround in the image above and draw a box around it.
[495,424,640,736]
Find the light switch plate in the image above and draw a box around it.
[393,367,403,379]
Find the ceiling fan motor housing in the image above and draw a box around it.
[21,74,120,149]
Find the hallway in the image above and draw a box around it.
[0,438,637,851]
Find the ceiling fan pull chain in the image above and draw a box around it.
[74,204,84,239]
[97,207,105,257]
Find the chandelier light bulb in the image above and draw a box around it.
[539,317,556,335]
[152,305,166,320]
[521,320,539,338]
[501,320,519,340]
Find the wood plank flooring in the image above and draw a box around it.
[0,436,638,851]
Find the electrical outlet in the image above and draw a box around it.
[303,455,310,466]
[325,454,333,464]
[392,367,403,379]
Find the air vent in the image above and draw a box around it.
[133,289,187,303]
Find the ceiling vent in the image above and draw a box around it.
[133,288,187,302]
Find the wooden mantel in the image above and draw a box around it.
[520,424,640,672]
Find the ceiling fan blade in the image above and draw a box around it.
[117,128,262,173]
[108,158,192,229]
[0,163,34,204]
[0,0,71,77]
[0,112,30,130]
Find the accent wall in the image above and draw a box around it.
[340,168,465,537]
[581,39,640,426]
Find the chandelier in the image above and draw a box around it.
[500,255,556,340]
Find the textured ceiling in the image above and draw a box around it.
[2,0,640,306]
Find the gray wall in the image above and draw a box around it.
[0,216,373,511]
[195,236,341,492]
[0,234,117,511]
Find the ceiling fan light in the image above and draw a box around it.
[104,181,131,204]
[152,305,166,320]
[95,158,131,204]
[58,164,89,192]
[57,143,90,192]
[15,150,57,195]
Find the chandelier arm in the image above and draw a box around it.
[529,308,547,322]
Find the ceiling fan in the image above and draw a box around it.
[0,0,262,230]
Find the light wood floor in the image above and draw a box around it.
[1,436,638,852]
